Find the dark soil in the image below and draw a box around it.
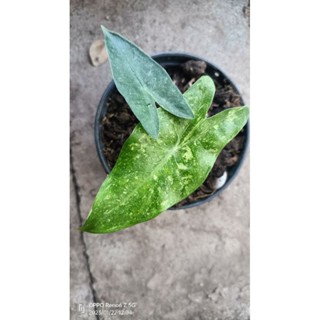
[101,60,245,208]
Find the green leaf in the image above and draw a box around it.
[81,76,249,234]
[102,26,194,139]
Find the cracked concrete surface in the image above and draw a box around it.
[70,0,249,319]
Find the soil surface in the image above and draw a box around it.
[101,60,245,207]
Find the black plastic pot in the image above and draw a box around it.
[95,52,249,209]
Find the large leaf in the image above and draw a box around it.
[81,76,249,234]
[102,26,194,139]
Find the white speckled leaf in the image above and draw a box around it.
[102,26,194,139]
[81,76,249,233]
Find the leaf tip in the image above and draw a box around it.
[186,109,195,119]
[179,103,195,119]
[79,220,99,234]
[148,129,159,140]
[182,113,195,120]
[240,105,250,117]
[101,25,114,40]
[233,105,249,125]
[100,25,109,34]
[204,74,215,88]
[79,221,89,233]
[197,75,215,97]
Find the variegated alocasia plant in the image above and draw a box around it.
[80,28,249,234]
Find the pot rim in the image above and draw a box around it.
[95,52,249,210]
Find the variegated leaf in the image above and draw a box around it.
[81,76,249,233]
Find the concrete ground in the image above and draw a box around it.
[70,1,250,319]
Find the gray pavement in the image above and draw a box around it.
[70,0,250,319]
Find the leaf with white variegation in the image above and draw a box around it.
[102,26,194,139]
[81,76,249,233]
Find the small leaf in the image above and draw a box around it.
[102,26,194,139]
[81,76,249,234]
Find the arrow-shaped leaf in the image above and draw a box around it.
[81,76,249,234]
[102,26,194,139]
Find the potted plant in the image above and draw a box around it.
[81,27,249,234]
